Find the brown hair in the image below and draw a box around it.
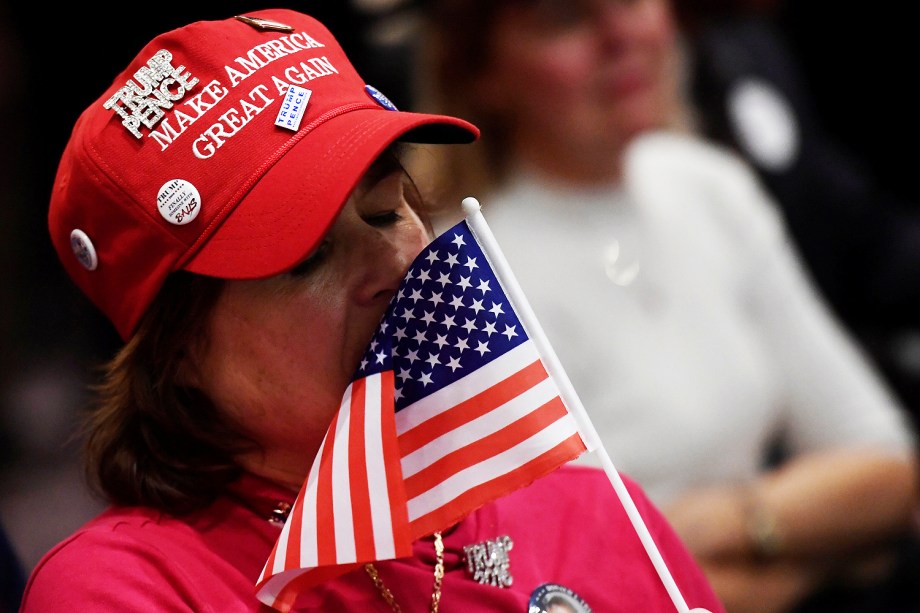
[411,0,514,215]
[82,271,256,514]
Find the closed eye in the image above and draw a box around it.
[287,241,330,277]
[363,210,402,227]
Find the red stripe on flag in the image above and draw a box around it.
[403,396,570,499]
[348,378,375,561]
[398,359,548,455]
[315,410,339,565]
[409,432,587,537]
[269,584,299,613]
[282,463,310,572]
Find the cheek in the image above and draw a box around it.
[404,223,430,258]
[506,41,594,90]
[532,46,597,96]
[482,29,595,116]
[199,293,349,432]
[246,306,351,446]
[262,294,352,396]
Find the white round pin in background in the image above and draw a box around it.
[69,229,98,271]
[604,240,641,287]
[156,179,201,226]
[727,78,800,173]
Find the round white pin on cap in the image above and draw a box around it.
[70,229,98,271]
[157,179,201,226]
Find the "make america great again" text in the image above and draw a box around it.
[103,31,337,158]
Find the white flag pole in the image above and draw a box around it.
[462,197,709,613]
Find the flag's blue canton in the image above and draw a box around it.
[354,220,528,411]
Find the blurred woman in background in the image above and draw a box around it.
[414,0,920,611]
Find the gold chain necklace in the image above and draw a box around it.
[364,531,444,613]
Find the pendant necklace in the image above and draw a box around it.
[364,531,444,613]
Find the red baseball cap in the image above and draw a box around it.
[48,9,478,340]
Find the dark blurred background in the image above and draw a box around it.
[1,0,918,602]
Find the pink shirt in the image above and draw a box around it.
[21,465,724,612]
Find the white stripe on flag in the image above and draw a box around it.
[406,414,580,520]
[363,374,397,559]
[256,571,301,609]
[394,342,540,434]
[332,385,356,564]
[267,509,291,577]
[400,376,560,478]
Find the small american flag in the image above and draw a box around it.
[256,218,587,611]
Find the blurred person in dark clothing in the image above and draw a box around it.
[677,0,920,436]
[0,521,25,613]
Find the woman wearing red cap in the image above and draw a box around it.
[20,9,722,613]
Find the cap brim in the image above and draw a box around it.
[182,108,477,279]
